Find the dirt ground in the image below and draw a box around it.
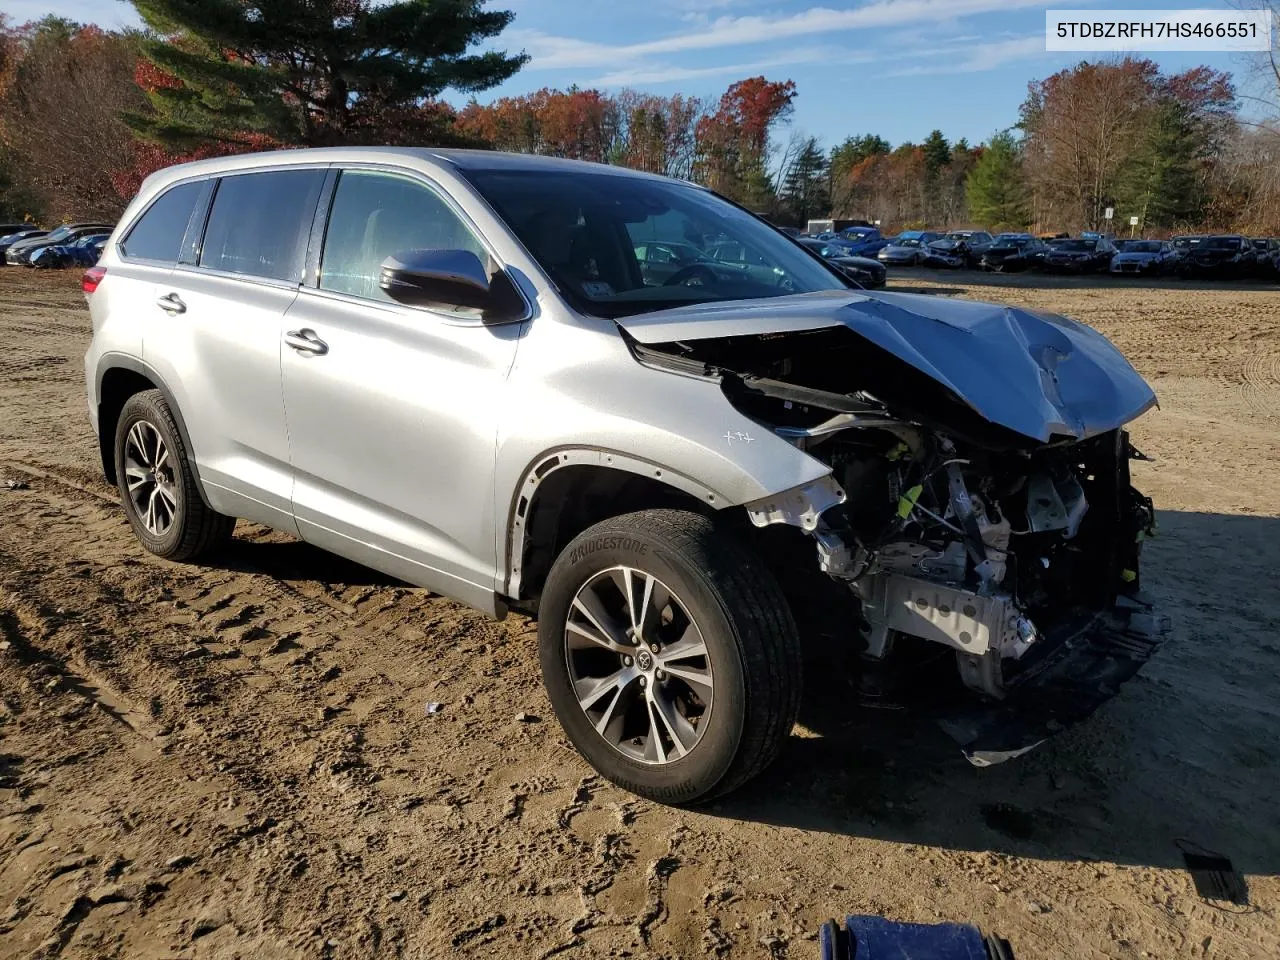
[1,266,1278,960]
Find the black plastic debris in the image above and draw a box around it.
[1178,840,1249,905]
[819,916,1015,959]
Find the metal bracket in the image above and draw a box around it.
[742,475,846,532]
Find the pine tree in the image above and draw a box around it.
[922,129,951,176]
[966,131,1029,228]
[1117,99,1205,228]
[128,0,527,147]
[781,137,829,223]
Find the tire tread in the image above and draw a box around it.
[548,508,802,803]
[116,390,234,561]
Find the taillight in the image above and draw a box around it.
[82,266,106,294]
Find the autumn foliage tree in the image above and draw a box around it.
[1020,58,1236,231]
[695,77,796,208]
[0,16,145,220]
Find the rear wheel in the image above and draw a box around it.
[538,509,802,804]
[113,390,234,560]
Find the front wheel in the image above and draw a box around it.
[538,509,802,804]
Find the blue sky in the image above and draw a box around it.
[15,0,1267,149]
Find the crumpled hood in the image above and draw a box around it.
[618,290,1157,443]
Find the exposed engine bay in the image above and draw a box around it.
[630,321,1168,764]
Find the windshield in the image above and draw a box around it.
[43,225,73,242]
[1119,241,1161,253]
[1203,236,1243,250]
[893,238,922,248]
[991,240,1029,250]
[1050,239,1093,252]
[462,169,846,317]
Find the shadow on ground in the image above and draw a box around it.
[704,510,1280,876]
[214,536,401,588]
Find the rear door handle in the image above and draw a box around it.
[284,329,329,356]
[155,293,186,315]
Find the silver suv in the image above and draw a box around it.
[85,148,1166,803]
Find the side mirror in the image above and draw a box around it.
[379,249,524,322]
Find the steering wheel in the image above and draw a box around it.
[664,265,717,288]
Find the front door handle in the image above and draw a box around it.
[284,329,329,356]
[155,292,186,315]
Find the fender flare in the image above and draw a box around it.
[503,446,726,598]
[95,353,212,508]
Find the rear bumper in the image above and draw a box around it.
[936,594,1169,766]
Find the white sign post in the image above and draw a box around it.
[1104,206,1114,221]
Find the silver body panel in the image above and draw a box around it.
[85,146,1156,618]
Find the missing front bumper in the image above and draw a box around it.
[935,595,1170,766]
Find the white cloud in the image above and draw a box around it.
[586,45,870,87]
[513,0,1071,70]
[887,35,1046,75]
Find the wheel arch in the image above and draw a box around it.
[95,355,211,507]
[504,449,724,611]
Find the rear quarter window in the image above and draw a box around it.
[199,169,325,282]
[120,180,203,263]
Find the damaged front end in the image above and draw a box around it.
[623,295,1170,766]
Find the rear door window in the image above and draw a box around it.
[199,169,325,282]
[120,180,203,263]
[318,169,486,302]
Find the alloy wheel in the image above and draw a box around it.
[564,566,714,764]
[122,420,179,537]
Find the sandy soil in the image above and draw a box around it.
[1,267,1278,959]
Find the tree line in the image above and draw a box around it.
[0,1,1277,234]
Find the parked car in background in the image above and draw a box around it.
[925,230,994,268]
[0,222,34,237]
[0,228,48,260]
[831,226,890,258]
[1171,235,1206,266]
[826,254,887,288]
[795,237,887,288]
[1248,237,1279,278]
[1177,234,1256,279]
[978,236,1047,272]
[30,232,110,269]
[6,222,114,265]
[876,231,942,266]
[1109,239,1177,276]
[1040,236,1117,273]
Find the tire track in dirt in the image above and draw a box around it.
[1240,352,1280,421]
[0,462,705,957]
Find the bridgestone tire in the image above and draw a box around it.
[538,509,802,804]
[113,389,234,561]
